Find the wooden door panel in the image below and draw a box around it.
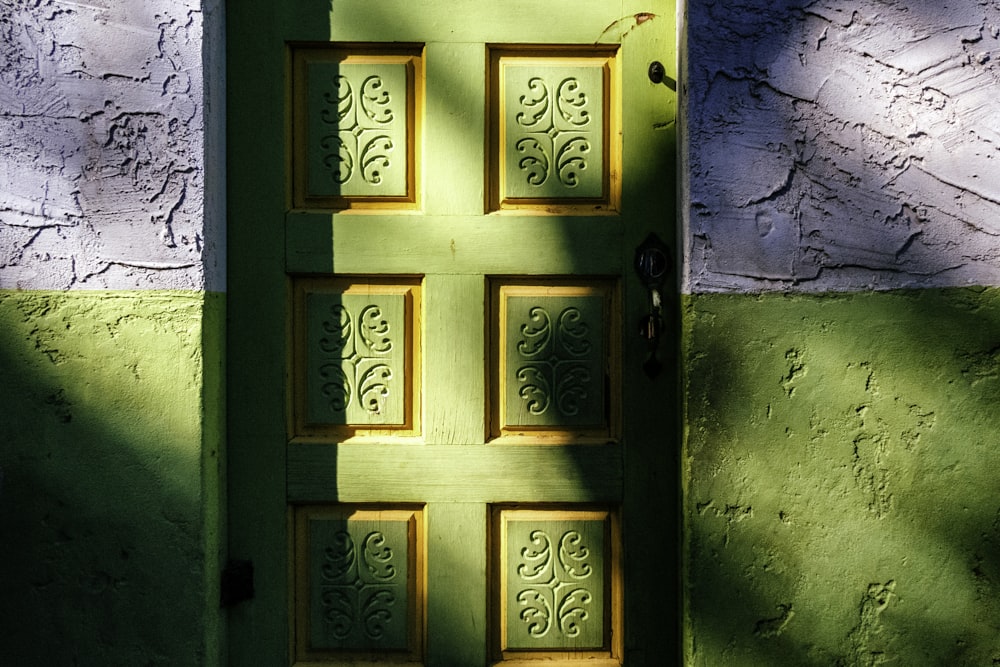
[293,277,421,440]
[292,45,422,210]
[293,505,425,664]
[489,47,619,211]
[492,507,622,662]
[491,280,620,442]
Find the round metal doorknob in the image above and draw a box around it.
[648,61,666,84]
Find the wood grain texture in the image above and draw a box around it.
[423,274,486,444]
[286,212,625,276]
[426,503,487,667]
[287,444,623,503]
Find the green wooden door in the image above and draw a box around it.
[227,2,677,665]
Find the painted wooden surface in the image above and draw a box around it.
[228,0,677,664]
[288,444,623,503]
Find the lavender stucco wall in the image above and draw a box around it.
[683,0,1000,293]
[0,0,224,290]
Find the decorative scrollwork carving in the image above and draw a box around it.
[363,532,396,580]
[362,590,396,639]
[555,365,590,417]
[556,307,591,356]
[515,137,549,186]
[557,588,592,637]
[358,305,392,354]
[321,75,354,126]
[513,305,596,420]
[517,530,553,580]
[315,302,395,417]
[512,527,597,645]
[359,364,393,415]
[318,530,400,644]
[320,588,354,639]
[320,135,354,184]
[360,135,394,185]
[516,77,550,129]
[517,366,551,415]
[517,588,553,638]
[320,304,352,355]
[556,137,591,188]
[517,307,551,357]
[558,531,592,579]
[510,73,594,192]
[317,72,397,188]
[319,363,352,412]
[556,78,590,127]
[360,75,394,124]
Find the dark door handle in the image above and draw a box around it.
[634,233,672,378]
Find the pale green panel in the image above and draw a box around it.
[423,42,486,216]
[307,62,409,198]
[308,517,410,650]
[505,296,605,428]
[306,292,405,425]
[423,274,486,444]
[505,518,605,649]
[504,64,604,200]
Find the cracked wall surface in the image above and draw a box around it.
[0,0,223,290]
[684,0,1000,292]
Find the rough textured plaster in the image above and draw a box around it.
[683,289,1000,664]
[684,0,1000,292]
[0,290,223,664]
[0,0,223,290]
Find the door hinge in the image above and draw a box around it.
[220,558,254,607]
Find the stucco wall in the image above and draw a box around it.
[683,1,1000,664]
[684,0,1000,293]
[682,290,1000,664]
[0,290,224,665]
[0,1,224,663]
[0,0,224,291]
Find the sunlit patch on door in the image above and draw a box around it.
[490,506,622,664]
[293,505,425,665]
[292,277,421,441]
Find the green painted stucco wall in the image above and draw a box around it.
[682,288,1000,665]
[0,290,225,665]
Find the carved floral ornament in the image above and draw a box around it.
[499,55,610,204]
[514,76,594,190]
[502,514,609,651]
[318,302,395,417]
[319,73,396,187]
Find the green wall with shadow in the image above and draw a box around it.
[0,290,225,665]
[683,287,1000,665]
